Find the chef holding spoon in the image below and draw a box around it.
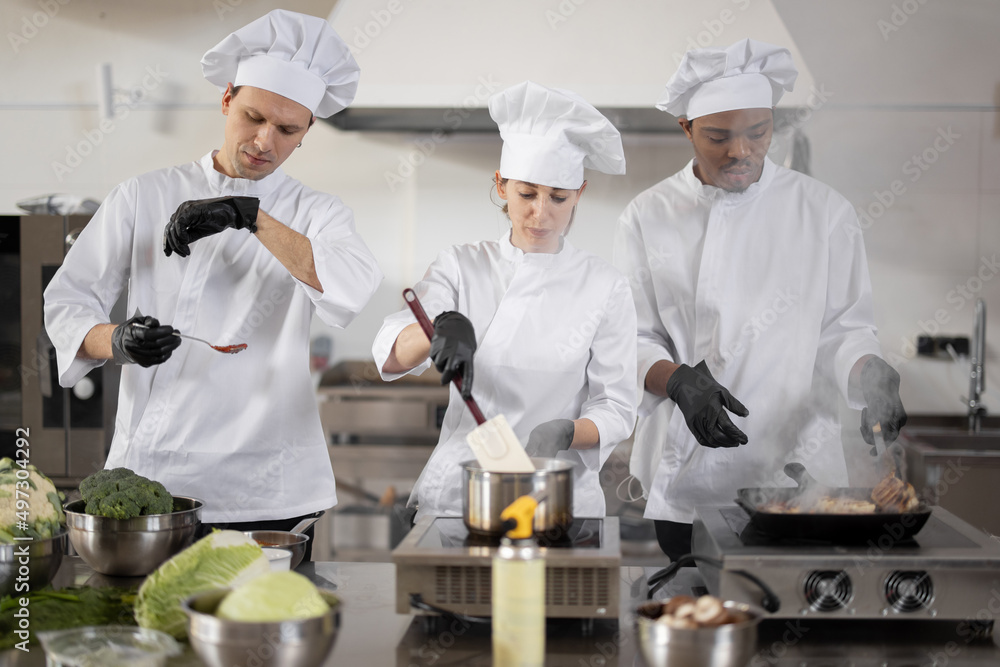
[43,10,382,550]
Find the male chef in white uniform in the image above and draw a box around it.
[43,10,382,554]
[614,39,907,561]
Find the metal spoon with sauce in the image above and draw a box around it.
[134,323,247,354]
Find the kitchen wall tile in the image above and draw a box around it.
[806,109,980,196]
[980,193,1000,257]
[981,112,1000,193]
[866,264,985,414]
[842,188,979,275]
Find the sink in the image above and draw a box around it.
[900,429,1000,452]
[903,413,1000,431]
[897,419,1000,536]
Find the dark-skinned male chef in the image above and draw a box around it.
[43,10,383,554]
[613,39,906,561]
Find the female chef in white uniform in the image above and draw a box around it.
[372,81,638,522]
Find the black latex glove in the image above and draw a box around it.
[429,311,476,400]
[163,196,260,257]
[859,356,907,452]
[525,419,575,458]
[111,315,181,367]
[666,360,749,448]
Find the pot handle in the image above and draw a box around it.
[290,511,324,535]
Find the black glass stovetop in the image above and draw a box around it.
[416,517,604,550]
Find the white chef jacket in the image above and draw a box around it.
[613,157,883,523]
[372,233,638,520]
[44,152,383,523]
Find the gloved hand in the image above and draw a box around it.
[111,315,181,367]
[163,196,260,257]
[525,419,575,458]
[429,311,476,399]
[666,360,749,448]
[859,356,907,453]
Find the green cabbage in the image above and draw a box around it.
[135,530,269,639]
[216,571,330,622]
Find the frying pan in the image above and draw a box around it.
[735,463,932,544]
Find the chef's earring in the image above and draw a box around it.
[297,142,302,148]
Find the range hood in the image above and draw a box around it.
[324,0,816,133]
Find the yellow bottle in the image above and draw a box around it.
[493,495,545,667]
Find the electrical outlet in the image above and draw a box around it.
[916,335,970,358]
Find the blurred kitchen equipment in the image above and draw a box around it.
[318,360,447,446]
[635,599,762,667]
[8,214,118,482]
[183,587,340,667]
[393,515,620,620]
[243,530,309,570]
[63,497,202,576]
[968,298,987,433]
[16,194,100,216]
[133,323,246,355]
[691,504,1000,621]
[310,335,332,374]
[463,458,573,537]
[0,530,67,596]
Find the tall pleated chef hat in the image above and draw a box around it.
[201,9,359,118]
[489,81,625,190]
[656,38,797,120]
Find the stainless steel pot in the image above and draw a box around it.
[462,458,573,537]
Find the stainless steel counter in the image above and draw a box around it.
[3,558,1000,666]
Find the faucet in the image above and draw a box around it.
[968,298,987,433]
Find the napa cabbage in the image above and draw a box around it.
[135,530,269,639]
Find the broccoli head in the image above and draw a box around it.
[79,467,174,520]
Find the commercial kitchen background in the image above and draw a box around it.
[1,0,997,553]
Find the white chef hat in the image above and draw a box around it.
[489,81,625,190]
[201,9,359,118]
[656,38,797,120]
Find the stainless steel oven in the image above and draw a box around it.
[0,215,121,485]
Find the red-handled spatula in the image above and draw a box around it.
[403,288,534,472]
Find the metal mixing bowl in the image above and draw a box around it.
[462,457,574,537]
[243,530,309,570]
[63,497,202,576]
[635,599,763,667]
[0,530,67,596]
[182,587,341,667]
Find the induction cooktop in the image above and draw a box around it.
[691,505,1000,622]
[393,516,621,619]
